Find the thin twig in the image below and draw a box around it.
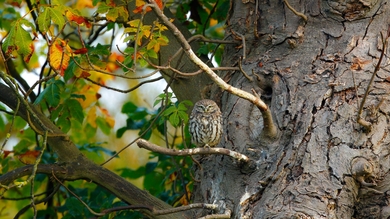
[239,57,253,82]
[86,76,163,93]
[254,0,259,38]
[51,171,106,217]
[357,30,389,130]
[1,96,19,151]
[283,0,307,22]
[233,31,246,60]
[29,131,49,219]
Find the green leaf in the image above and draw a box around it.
[116,127,127,138]
[153,92,174,107]
[96,117,111,135]
[60,197,85,217]
[92,0,100,6]
[49,7,65,29]
[37,7,51,33]
[106,8,119,22]
[84,123,97,140]
[14,26,33,61]
[64,60,76,82]
[88,44,111,56]
[145,162,158,174]
[57,110,71,133]
[37,7,65,33]
[147,49,158,59]
[121,101,137,113]
[161,106,176,116]
[125,118,146,130]
[121,102,149,119]
[139,127,152,140]
[50,103,64,121]
[117,167,146,179]
[66,99,84,123]
[2,21,16,51]
[35,79,65,106]
[178,111,189,123]
[96,2,111,14]
[70,93,86,101]
[169,113,180,127]
[2,20,34,62]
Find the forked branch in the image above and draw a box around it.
[146,0,278,139]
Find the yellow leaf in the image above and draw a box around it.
[87,106,97,128]
[99,107,115,128]
[77,84,100,108]
[128,19,140,27]
[49,39,72,76]
[75,0,94,8]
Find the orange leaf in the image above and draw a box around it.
[79,71,91,78]
[3,150,13,158]
[49,39,72,76]
[107,52,125,72]
[65,11,92,28]
[73,48,88,55]
[133,0,163,13]
[24,43,35,63]
[18,150,40,165]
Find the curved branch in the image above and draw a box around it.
[146,0,278,139]
[136,139,250,162]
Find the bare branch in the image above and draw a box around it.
[357,30,389,131]
[146,1,267,111]
[136,139,250,162]
[146,0,278,139]
[86,76,164,93]
[283,0,307,22]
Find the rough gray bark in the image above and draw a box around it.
[192,0,390,218]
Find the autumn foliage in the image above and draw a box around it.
[0,0,228,218]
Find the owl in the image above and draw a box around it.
[189,99,222,147]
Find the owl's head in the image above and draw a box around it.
[194,99,220,114]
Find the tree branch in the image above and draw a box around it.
[0,83,192,219]
[136,139,250,162]
[146,0,278,139]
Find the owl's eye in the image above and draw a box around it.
[205,105,214,112]
[197,105,205,111]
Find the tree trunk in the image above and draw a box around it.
[192,0,390,218]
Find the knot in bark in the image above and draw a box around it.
[351,157,377,187]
